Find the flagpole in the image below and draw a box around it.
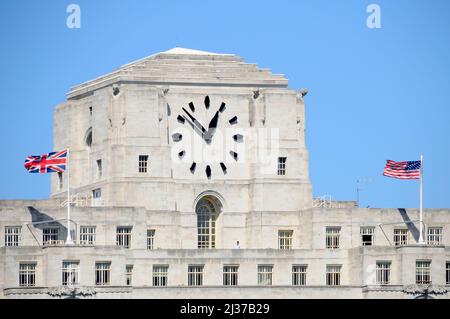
[65,148,73,244]
[418,154,424,244]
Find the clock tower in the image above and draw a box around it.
[51,48,312,248]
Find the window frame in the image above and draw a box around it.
[19,262,36,287]
[416,260,432,285]
[427,227,443,246]
[278,230,293,250]
[326,226,341,249]
[95,262,111,286]
[62,260,80,286]
[138,155,149,173]
[360,226,375,246]
[152,265,169,287]
[223,265,239,286]
[79,226,96,245]
[5,226,21,247]
[326,264,342,286]
[375,261,391,285]
[292,265,308,286]
[277,157,287,176]
[116,226,132,249]
[393,228,409,246]
[188,265,204,287]
[257,265,273,286]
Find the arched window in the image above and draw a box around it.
[196,198,218,249]
[85,127,92,147]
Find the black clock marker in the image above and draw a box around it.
[229,116,238,125]
[189,102,195,112]
[230,151,238,161]
[190,162,196,174]
[204,96,210,109]
[219,102,226,113]
[178,150,185,158]
[233,134,243,142]
[172,133,182,142]
[220,162,227,174]
[177,115,185,124]
[206,165,211,179]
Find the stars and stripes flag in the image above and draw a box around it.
[383,159,421,180]
[24,149,68,173]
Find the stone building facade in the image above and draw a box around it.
[1,48,449,299]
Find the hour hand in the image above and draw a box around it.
[204,111,219,143]
[182,107,207,135]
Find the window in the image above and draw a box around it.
[446,262,450,285]
[62,261,79,286]
[393,229,408,246]
[43,227,59,245]
[116,227,132,248]
[85,127,93,147]
[360,226,375,246]
[96,159,102,179]
[376,262,391,285]
[5,226,21,247]
[139,155,149,173]
[223,265,239,286]
[278,230,293,250]
[126,265,133,286]
[427,227,442,245]
[197,199,217,249]
[153,265,168,287]
[326,227,341,249]
[188,265,204,286]
[258,265,273,286]
[147,229,155,250]
[79,226,96,245]
[95,262,111,286]
[277,157,287,175]
[19,263,36,287]
[292,265,307,286]
[92,188,102,206]
[58,172,63,190]
[326,265,341,286]
[416,260,431,284]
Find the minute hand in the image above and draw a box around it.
[182,107,207,135]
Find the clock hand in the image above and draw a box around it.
[183,116,208,141]
[204,111,220,143]
[182,107,207,136]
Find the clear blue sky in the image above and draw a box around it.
[0,0,449,208]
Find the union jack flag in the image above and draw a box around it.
[383,159,421,180]
[24,149,68,173]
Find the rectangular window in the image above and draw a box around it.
[147,229,155,250]
[416,260,431,284]
[427,227,442,246]
[153,265,168,287]
[43,227,59,245]
[96,159,102,179]
[116,226,132,248]
[278,230,293,250]
[326,227,341,249]
[223,265,239,286]
[326,265,341,286]
[393,229,408,246]
[79,226,96,245]
[19,263,36,287]
[258,265,273,286]
[446,262,450,285]
[139,155,149,173]
[58,172,63,190]
[188,265,204,287]
[361,226,375,246]
[93,188,102,198]
[126,265,133,286]
[376,262,391,285]
[95,262,111,286]
[62,261,79,286]
[277,157,287,176]
[5,226,21,247]
[292,265,307,286]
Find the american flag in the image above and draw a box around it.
[383,160,421,180]
[24,149,67,173]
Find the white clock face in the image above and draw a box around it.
[172,96,243,179]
